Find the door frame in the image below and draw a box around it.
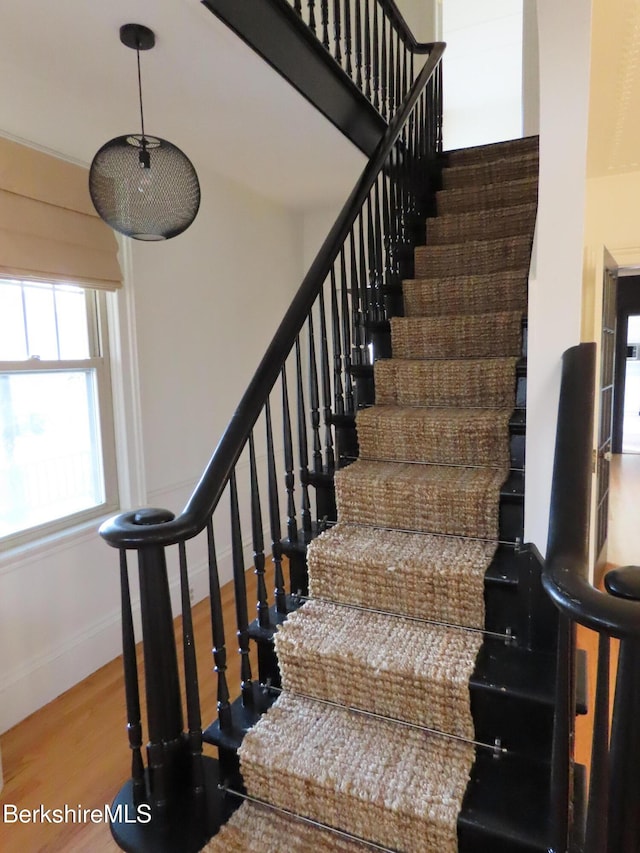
[594,252,617,575]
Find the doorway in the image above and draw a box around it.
[620,315,640,453]
[607,274,640,570]
[612,276,640,454]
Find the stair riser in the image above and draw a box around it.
[403,278,528,318]
[444,138,539,168]
[415,237,533,278]
[442,156,539,191]
[500,493,524,543]
[437,181,538,215]
[426,208,537,246]
[472,690,554,764]
[459,826,548,853]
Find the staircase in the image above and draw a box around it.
[198,136,559,852]
[96,6,640,850]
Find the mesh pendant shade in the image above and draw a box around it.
[89,134,200,241]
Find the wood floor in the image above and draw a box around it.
[1,450,637,851]
[0,567,262,853]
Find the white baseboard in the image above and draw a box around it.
[0,545,237,734]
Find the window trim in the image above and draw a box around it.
[0,287,119,549]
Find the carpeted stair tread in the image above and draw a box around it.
[436,177,538,215]
[441,152,539,191]
[356,405,512,467]
[391,311,522,359]
[239,692,474,853]
[402,270,528,317]
[275,599,482,738]
[202,801,373,852]
[308,522,493,629]
[374,356,519,408]
[426,203,537,245]
[335,459,507,538]
[415,234,532,278]
[445,136,538,168]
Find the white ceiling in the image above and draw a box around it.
[0,0,365,208]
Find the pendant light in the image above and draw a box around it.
[89,24,201,241]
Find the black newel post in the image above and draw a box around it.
[604,566,640,853]
[106,508,223,853]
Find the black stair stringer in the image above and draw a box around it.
[201,0,387,156]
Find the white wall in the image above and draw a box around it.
[522,0,540,136]
[442,0,524,150]
[0,163,301,734]
[524,0,592,554]
[396,0,441,42]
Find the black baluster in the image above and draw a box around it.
[354,0,363,90]
[265,398,287,614]
[374,178,386,319]
[339,247,354,413]
[549,615,574,853]
[178,541,205,801]
[343,0,352,77]
[585,632,610,853]
[294,335,312,535]
[330,265,345,416]
[394,30,400,106]
[321,0,329,49]
[229,471,254,709]
[401,43,408,103]
[281,366,298,542]
[308,0,317,34]
[318,288,335,471]
[349,228,364,368]
[206,520,232,732]
[119,550,146,806]
[381,168,396,316]
[333,0,342,64]
[380,10,388,119]
[249,432,270,629]
[367,193,382,324]
[387,25,396,116]
[294,0,302,15]
[358,208,372,334]
[372,2,380,111]
[308,312,323,474]
[605,567,640,853]
[410,50,415,86]
[364,0,372,100]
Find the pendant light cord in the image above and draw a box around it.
[136,43,146,141]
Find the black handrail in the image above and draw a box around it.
[542,342,640,640]
[100,41,445,551]
[377,0,433,52]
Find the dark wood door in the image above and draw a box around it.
[595,262,617,564]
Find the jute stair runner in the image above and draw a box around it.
[402,270,528,317]
[356,406,512,467]
[441,152,539,189]
[374,356,519,407]
[436,177,538,214]
[239,693,473,853]
[390,311,522,358]
[204,136,538,852]
[426,202,537,243]
[274,599,482,738]
[414,235,533,278]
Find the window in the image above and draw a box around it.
[0,278,117,545]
